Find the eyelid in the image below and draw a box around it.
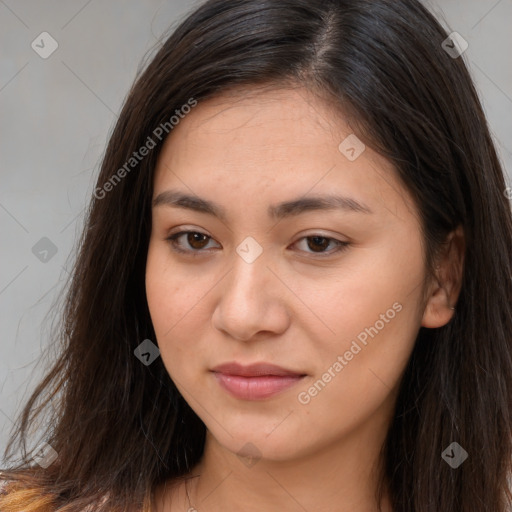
[166,229,219,256]
[164,228,350,257]
[291,234,350,257]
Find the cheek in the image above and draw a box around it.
[318,241,423,343]
[145,244,197,358]
[146,240,199,326]
[145,242,221,392]
[306,236,425,400]
[295,299,419,445]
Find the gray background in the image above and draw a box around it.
[1,0,511,457]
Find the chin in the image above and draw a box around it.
[207,419,305,463]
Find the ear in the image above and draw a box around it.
[421,224,465,328]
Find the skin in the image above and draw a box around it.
[145,85,465,511]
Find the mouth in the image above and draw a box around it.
[210,362,307,400]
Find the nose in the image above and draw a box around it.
[211,250,291,342]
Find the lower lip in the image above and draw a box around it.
[212,372,305,400]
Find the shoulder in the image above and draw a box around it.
[0,473,26,497]
[0,473,113,511]
[0,483,88,512]
[0,476,11,495]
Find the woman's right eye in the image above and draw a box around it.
[166,231,220,256]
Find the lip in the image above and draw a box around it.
[211,362,306,400]
[211,362,304,377]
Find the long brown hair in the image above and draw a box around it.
[1,0,511,510]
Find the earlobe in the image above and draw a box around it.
[421,225,465,329]
[421,290,456,328]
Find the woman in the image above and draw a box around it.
[1,0,511,510]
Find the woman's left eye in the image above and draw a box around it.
[166,231,350,257]
[293,235,350,256]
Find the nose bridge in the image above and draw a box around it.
[212,242,288,340]
[225,245,271,312]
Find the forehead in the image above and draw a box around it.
[152,86,418,223]
[160,86,348,157]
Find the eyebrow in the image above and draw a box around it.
[152,190,373,221]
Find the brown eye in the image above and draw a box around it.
[166,231,218,255]
[166,231,349,258]
[306,236,331,253]
[293,235,350,257]
[185,232,210,250]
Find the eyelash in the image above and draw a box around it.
[165,231,350,258]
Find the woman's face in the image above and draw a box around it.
[146,86,431,462]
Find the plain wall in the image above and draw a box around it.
[1,0,511,457]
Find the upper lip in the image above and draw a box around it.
[211,362,305,377]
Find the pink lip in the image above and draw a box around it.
[211,362,306,400]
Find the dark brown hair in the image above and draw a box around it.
[1,0,511,510]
